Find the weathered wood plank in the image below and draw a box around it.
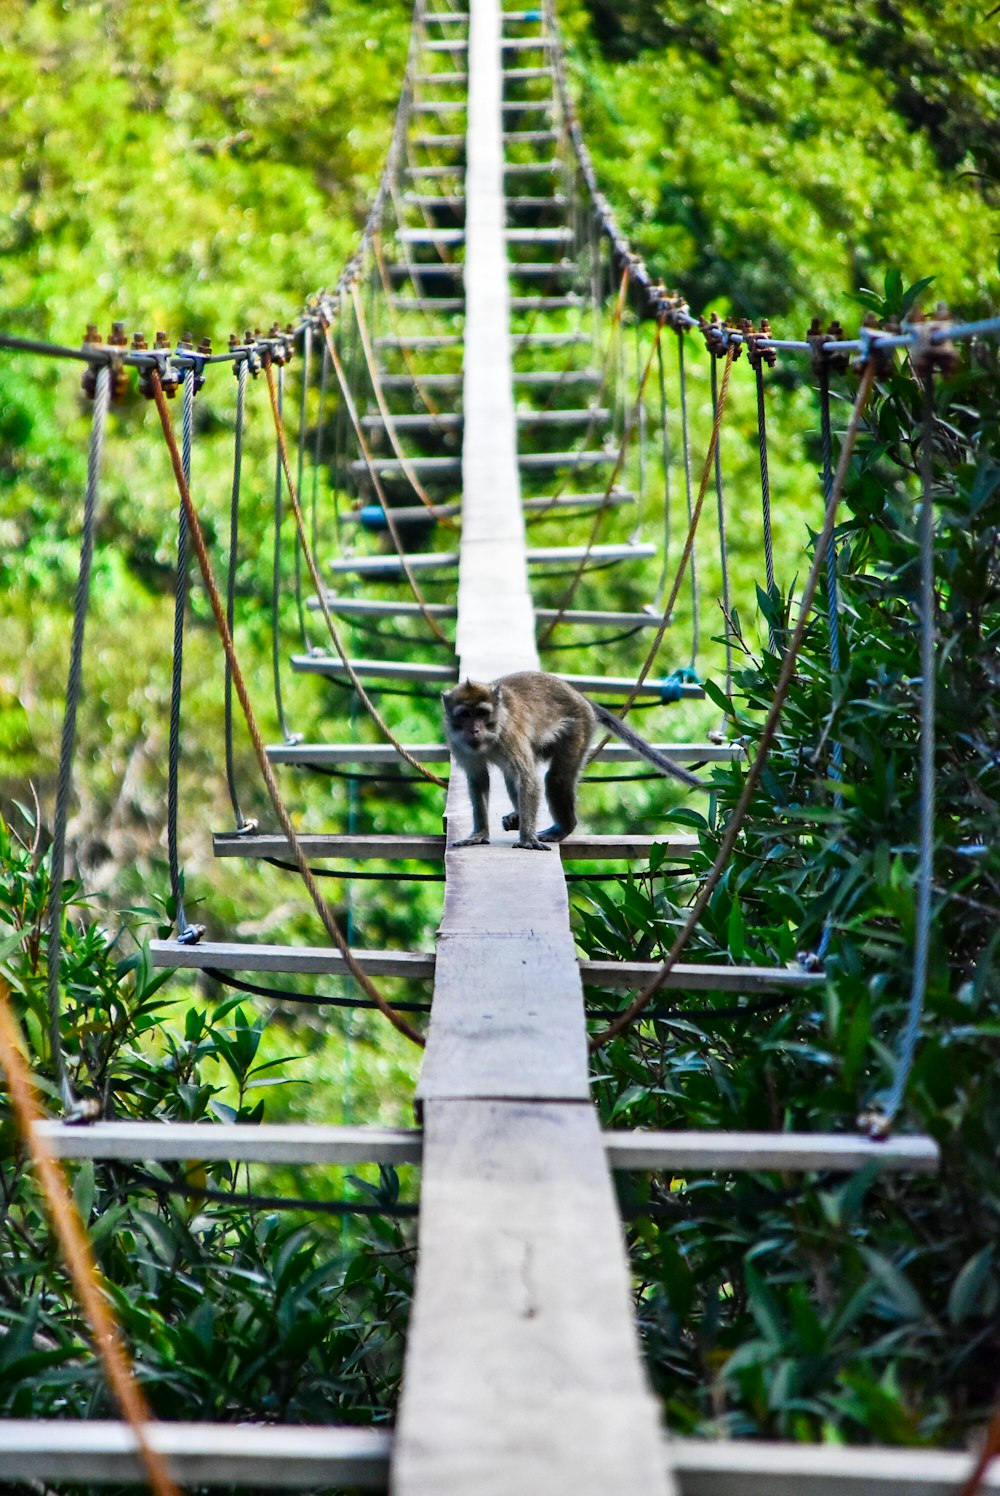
[393,1102,671,1495]
[149,940,434,979]
[264,741,736,765]
[211,831,700,860]
[604,1129,940,1174]
[35,1121,422,1166]
[582,959,824,992]
[0,1424,993,1493]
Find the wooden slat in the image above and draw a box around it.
[36,1120,422,1165]
[0,1423,390,1488]
[0,1425,991,1493]
[582,959,823,992]
[348,450,614,477]
[669,1440,997,1496]
[149,939,435,979]
[603,1129,940,1173]
[264,741,735,766]
[30,1122,939,1174]
[326,542,656,574]
[212,832,699,861]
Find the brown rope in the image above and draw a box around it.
[537,316,664,647]
[262,348,449,787]
[150,366,426,1048]
[0,978,182,1496]
[314,322,452,646]
[958,1399,1000,1496]
[588,359,877,1053]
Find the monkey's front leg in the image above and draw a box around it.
[511,765,550,851]
[451,760,491,848]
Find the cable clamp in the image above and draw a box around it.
[742,318,777,371]
[176,922,206,946]
[135,333,181,399]
[657,665,700,703]
[699,312,739,359]
[907,300,960,378]
[854,313,895,377]
[806,316,851,376]
[235,818,260,836]
[176,334,212,394]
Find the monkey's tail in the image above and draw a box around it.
[591,702,706,788]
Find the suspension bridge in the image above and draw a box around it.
[0,0,995,1490]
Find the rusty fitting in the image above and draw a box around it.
[909,301,960,379]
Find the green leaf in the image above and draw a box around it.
[947,1246,994,1324]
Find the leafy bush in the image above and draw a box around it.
[582,323,1000,1441]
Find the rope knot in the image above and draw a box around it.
[908,301,960,378]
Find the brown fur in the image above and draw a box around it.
[442,670,703,851]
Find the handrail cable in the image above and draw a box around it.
[149,364,426,1047]
[710,354,735,699]
[269,360,299,744]
[165,367,199,938]
[589,358,877,1054]
[0,977,182,1496]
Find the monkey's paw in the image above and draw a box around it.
[513,835,550,851]
[501,811,520,831]
[452,831,490,848]
[538,824,569,842]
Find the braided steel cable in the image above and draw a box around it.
[755,360,777,654]
[166,367,198,939]
[223,359,253,832]
[45,365,111,1113]
[269,362,298,744]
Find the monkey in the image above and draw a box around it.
[442,670,705,851]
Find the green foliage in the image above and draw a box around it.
[580,345,1000,1441]
[0,811,413,1423]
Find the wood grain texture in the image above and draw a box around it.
[35,1121,422,1166]
[604,1129,940,1174]
[393,1102,671,1496]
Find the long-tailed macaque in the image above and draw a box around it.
[442,670,704,851]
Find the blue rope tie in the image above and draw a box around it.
[657,666,701,703]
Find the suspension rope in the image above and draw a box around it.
[269,361,298,744]
[349,281,459,531]
[166,367,198,938]
[754,359,777,653]
[589,358,877,1053]
[816,367,844,963]
[595,341,736,741]
[870,370,937,1134]
[223,359,254,833]
[653,333,672,605]
[293,322,313,648]
[262,347,448,788]
[45,365,111,1114]
[149,364,426,1048]
[317,318,452,646]
[710,355,735,698]
[537,315,664,646]
[0,978,182,1496]
[676,330,700,667]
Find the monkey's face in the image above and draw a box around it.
[443,682,499,755]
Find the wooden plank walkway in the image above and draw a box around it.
[390,3,674,1490]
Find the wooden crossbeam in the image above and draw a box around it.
[582,959,823,992]
[211,832,701,861]
[263,741,736,766]
[290,654,701,698]
[35,1122,938,1176]
[326,541,656,573]
[0,1425,990,1492]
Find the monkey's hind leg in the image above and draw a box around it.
[537,742,583,842]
